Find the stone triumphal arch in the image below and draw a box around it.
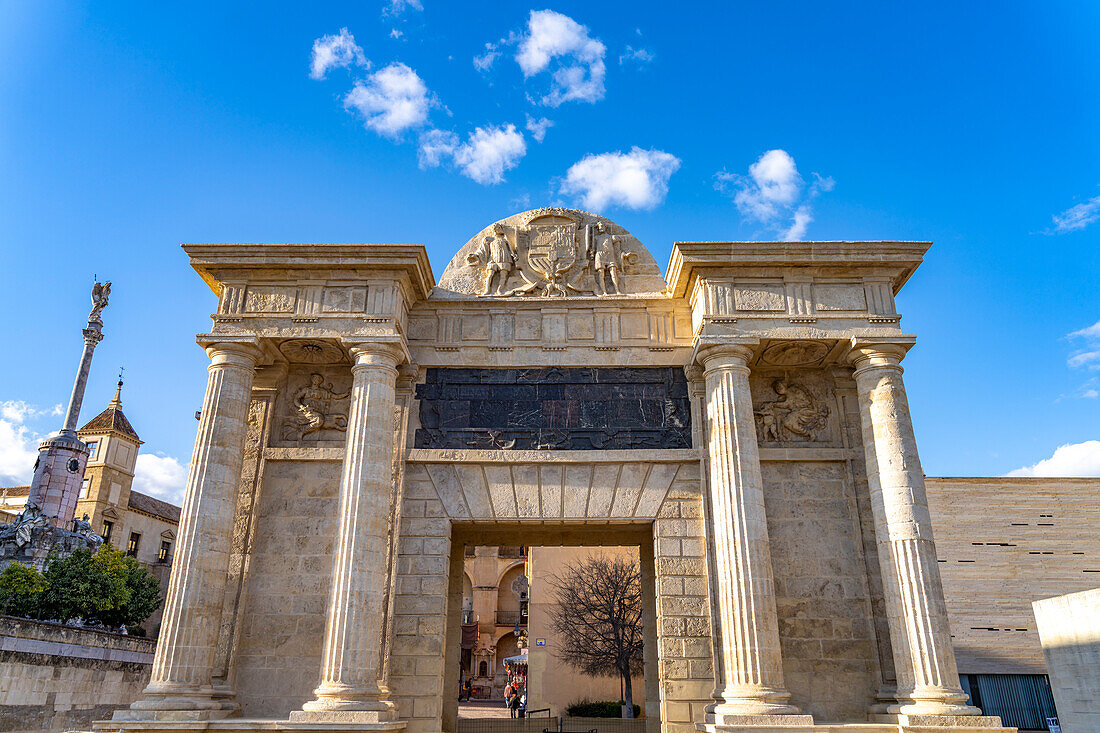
[102,209,1009,733]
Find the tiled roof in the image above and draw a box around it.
[78,380,141,442]
[0,486,31,498]
[79,405,140,441]
[127,490,180,524]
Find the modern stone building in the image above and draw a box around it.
[104,208,1039,733]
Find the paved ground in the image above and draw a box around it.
[458,700,513,719]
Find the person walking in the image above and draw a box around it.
[504,681,515,718]
[508,689,521,719]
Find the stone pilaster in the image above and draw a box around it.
[849,339,979,717]
[119,337,262,720]
[697,342,811,726]
[291,340,405,728]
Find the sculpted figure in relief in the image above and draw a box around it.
[588,222,636,296]
[283,373,350,445]
[467,223,517,296]
[755,379,830,442]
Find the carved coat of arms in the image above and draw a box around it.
[522,218,585,297]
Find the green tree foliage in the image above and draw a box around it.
[97,554,162,627]
[29,545,162,628]
[39,547,128,621]
[0,562,47,617]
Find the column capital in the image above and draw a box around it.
[396,364,420,392]
[342,337,406,371]
[197,335,264,368]
[848,337,916,375]
[82,326,105,345]
[694,338,760,374]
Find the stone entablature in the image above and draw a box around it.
[667,240,926,337]
[101,210,1009,733]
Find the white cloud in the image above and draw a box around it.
[0,401,56,485]
[344,62,431,138]
[1069,320,1100,340]
[1068,350,1100,369]
[1049,193,1100,233]
[417,129,459,169]
[419,124,527,185]
[309,28,368,80]
[390,28,404,40]
[1067,319,1100,372]
[133,453,188,506]
[510,192,532,211]
[385,0,423,16]
[560,147,681,211]
[525,114,553,143]
[516,10,606,106]
[619,45,654,65]
[473,42,501,72]
[1007,440,1100,477]
[716,149,834,240]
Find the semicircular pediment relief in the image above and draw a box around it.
[434,208,668,299]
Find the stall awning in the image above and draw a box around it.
[504,653,528,664]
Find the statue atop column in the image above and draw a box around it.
[0,280,110,570]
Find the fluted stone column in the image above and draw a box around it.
[698,343,810,725]
[120,338,261,720]
[292,341,404,726]
[850,339,979,717]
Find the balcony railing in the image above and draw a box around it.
[495,610,524,627]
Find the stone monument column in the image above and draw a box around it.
[292,340,404,725]
[697,342,809,725]
[849,339,979,717]
[28,281,111,529]
[120,337,262,719]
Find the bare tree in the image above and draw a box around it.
[548,555,643,718]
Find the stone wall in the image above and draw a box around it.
[925,477,1100,675]
[0,615,154,733]
[230,458,341,717]
[1032,588,1100,733]
[762,460,880,721]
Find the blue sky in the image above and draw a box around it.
[1,1,1097,503]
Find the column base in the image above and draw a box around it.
[872,714,1010,731]
[94,719,406,733]
[698,717,1009,733]
[116,684,239,722]
[288,710,400,726]
[698,713,815,732]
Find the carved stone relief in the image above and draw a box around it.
[751,373,834,444]
[278,339,347,364]
[244,286,296,313]
[275,369,352,446]
[760,340,830,367]
[733,283,786,311]
[435,208,667,298]
[814,283,867,311]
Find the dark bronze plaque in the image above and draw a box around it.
[414,367,691,450]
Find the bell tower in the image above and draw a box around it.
[76,375,143,544]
